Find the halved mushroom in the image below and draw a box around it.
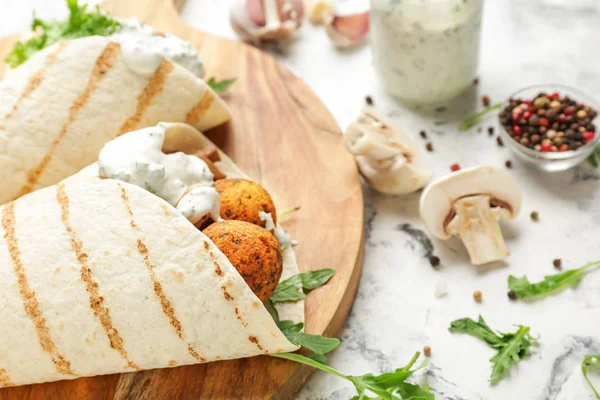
[230,0,304,44]
[419,166,521,265]
[344,107,431,194]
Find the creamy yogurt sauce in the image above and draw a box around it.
[110,18,205,78]
[98,123,219,223]
[259,211,292,250]
[370,0,483,105]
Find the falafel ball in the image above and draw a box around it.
[203,220,283,302]
[215,179,277,228]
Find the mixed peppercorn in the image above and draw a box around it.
[499,92,597,152]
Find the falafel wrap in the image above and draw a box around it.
[0,123,304,388]
[0,35,231,205]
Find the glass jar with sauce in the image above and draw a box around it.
[370,0,483,105]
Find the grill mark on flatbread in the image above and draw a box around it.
[187,345,207,363]
[185,91,214,126]
[1,202,75,376]
[221,285,233,301]
[234,308,248,327]
[248,336,264,351]
[118,184,206,363]
[214,261,224,277]
[56,184,140,371]
[0,369,15,388]
[117,60,174,136]
[16,42,120,199]
[3,41,69,122]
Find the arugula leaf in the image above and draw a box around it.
[206,77,237,93]
[583,355,600,399]
[588,145,600,168]
[6,0,121,68]
[449,316,504,348]
[458,102,503,132]
[265,298,340,356]
[272,352,434,400]
[270,269,335,303]
[449,316,538,384]
[508,261,600,300]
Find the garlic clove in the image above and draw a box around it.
[230,0,304,44]
[325,10,369,48]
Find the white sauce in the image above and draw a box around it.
[370,0,483,105]
[98,123,219,223]
[110,18,205,78]
[177,186,222,225]
[259,211,292,249]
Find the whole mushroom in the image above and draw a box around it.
[419,166,522,265]
[344,107,432,194]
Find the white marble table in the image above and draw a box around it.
[3,1,600,399]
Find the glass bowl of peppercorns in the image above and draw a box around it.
[498,84,599,171]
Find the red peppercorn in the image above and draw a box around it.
[540,142,553,152]
[539,118,549,127]
[529,106,536,113]
[524,99,532,106]
[566,107,575,116]
[450,163,460,172]
[583,131,595,142]
[523,111,532,119]
[513,125,522,135]
[578,103,585,108]
[559,144,570,152]
[550,92,559,100]
[558,113,566,123]
[512,110,521,121]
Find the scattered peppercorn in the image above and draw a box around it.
[473,290,482,303]
[429,255,440,267]
[530,211,539,221]
[496,136,504,147]
[473,77,479,85]
[425,142,433,152]
[423,345,432,357]
[508,290,517,300]
[488,126,494,136]
[450,163,460,172]
[500,93,597,152]
[477,127,482,133]
[482,95,491,107]
[553,258,562,269]
[365,95,373,106]
[420,130,427,139]
[505,160,512,168]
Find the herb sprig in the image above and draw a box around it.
[272,352,434,399]
[449,316,538,384]
[508,261,600,300]
[458,102,502,132]
[206,77,237,93]
[588,145,600,167]
[583,355,600,399]
[270,269,335,303]
[6,0,121,68]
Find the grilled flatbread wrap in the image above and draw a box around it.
[0,125,302,388]
[0,35,231,205]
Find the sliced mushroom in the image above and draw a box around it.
[344,107,431,194]
[419,166,521,265]
[230,0,304,44]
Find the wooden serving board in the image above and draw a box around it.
[0,0,364,398]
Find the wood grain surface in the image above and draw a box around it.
[0,0,364,398]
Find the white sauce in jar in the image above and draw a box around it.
[370,0,483,105]
[98,123,219,223]
[110,18,205,78]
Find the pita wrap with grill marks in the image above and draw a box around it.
[0,35,231,205]
[0,124,304,388]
